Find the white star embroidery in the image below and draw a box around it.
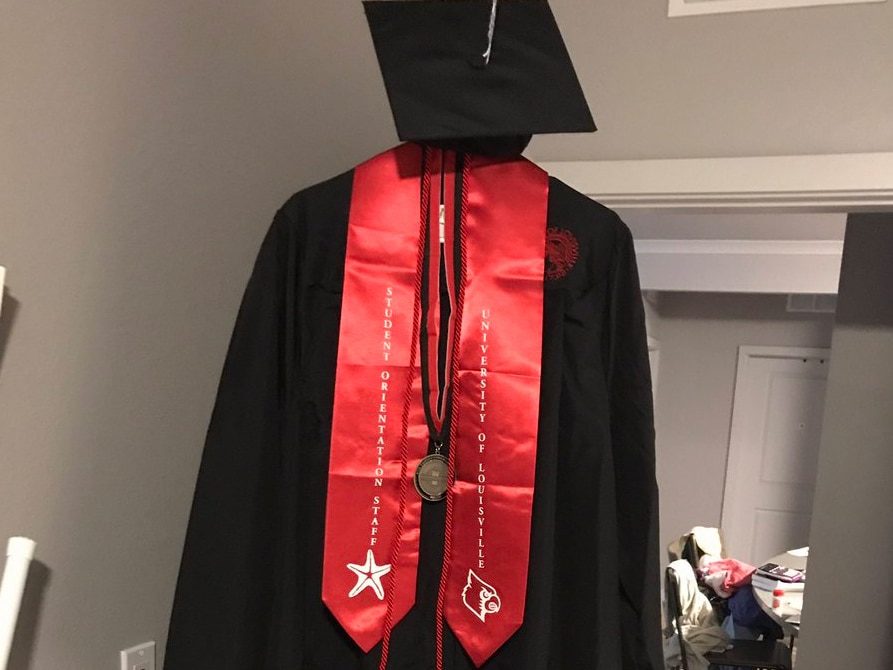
[346,549,391,600]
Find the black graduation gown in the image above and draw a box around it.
[164,151,662,670]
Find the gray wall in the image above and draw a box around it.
[652,293,835,558]
[795,215,893,669]
[0,2,394,668]
[0,1,890,668]
[530,0,893,161]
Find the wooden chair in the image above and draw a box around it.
[665,565,792,670]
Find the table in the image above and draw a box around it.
[752,548,807,638]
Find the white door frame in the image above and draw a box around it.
[538,152,893,213]
[720,345,831,558]
[536,149,891,535]
[647,336,660,407]
[536,153,893,292]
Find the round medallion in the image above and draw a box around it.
[414,454,449,502]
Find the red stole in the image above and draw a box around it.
[322,143,547,667]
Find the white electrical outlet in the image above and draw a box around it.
[120,641,156,670]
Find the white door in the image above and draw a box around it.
[721,346,830,564]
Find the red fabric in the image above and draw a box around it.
[323,145,548,667]
[440,152,547,666]
[701,557,757,596]
[322,143,428,652]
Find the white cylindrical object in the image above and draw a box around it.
[0,537,36,670]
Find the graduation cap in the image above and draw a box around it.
[364,0,596,148]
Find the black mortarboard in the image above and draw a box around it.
[364,0,596,145]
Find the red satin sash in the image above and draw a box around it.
[323,144,547,667]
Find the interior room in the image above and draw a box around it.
[1,1,891,669]
[622,211,843,562]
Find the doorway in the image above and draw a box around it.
[538,151,893,560]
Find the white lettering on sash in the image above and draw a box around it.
[476,308,491,569]
[383,288,394,361]
[370,289,395,543]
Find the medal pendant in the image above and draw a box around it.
[414,453,449,502]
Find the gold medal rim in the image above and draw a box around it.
[414,453,449,502]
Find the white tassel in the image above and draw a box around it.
[481,0,499,66]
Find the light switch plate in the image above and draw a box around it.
[120,641,155,670]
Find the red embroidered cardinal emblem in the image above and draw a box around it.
[545,227,579,280]
[461,570,502,622]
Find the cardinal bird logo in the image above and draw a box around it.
[461,569,502,622]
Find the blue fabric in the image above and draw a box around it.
[727,588,784,640]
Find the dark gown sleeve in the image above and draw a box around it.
[164,209,301,669]
[606,222,663,670]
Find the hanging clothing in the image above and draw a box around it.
[664,560,729,670]
[164,144,661,669]
[667,526,725,566]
